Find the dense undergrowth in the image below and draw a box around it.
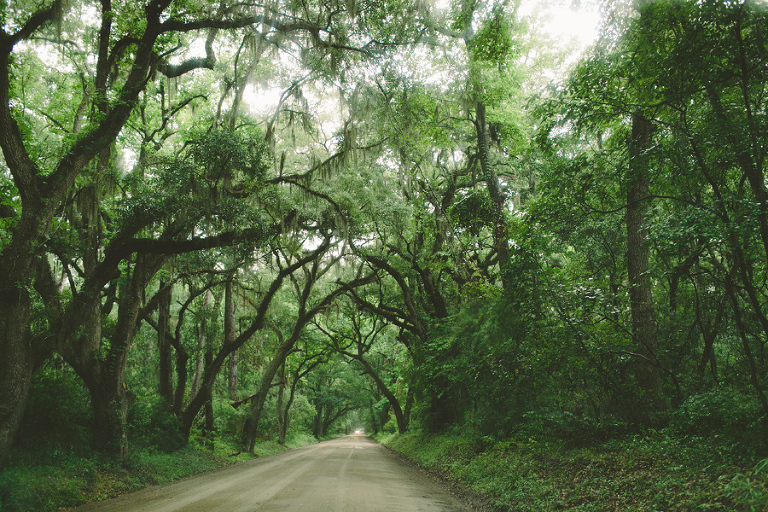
[0,433,318,512]
[378,421,768,511]
[0,363,323,512]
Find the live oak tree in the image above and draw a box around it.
[275,332,329,444]
[315,297,410,434]
[0,0,246,464]
[239,234,350,453]
[0,0,430,465]
[306,355,371,438]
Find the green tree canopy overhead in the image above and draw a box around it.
[4,0,768,486]
[0,0,432,466]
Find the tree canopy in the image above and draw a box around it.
[2,2,768,500]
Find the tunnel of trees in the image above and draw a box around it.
[1,0,768,479]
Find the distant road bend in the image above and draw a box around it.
[72,435,472,512]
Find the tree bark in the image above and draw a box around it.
[626,110,663,411]
[475,100,511,290]
[158,279,174,404]
[277,362,286,445]
[191,290,211,396]
[89,373,131,455]
[313,399,324,438]
[352,353,408,433]
[0,295,33,469]
[281,376,299,445]
[225,278,238,401]
[203,349,215,434]
[70,254,166,454]
[246,340,294,452]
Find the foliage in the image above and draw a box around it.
[670,387,767,458]
[382,427,768,512]
[11,364,91,460]
[3,0,768,510]
[0,438,318,512]
[127,395,187,454]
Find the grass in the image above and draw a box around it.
[378,429,768,511]
[0,433,318,512]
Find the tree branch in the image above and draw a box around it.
[2,0,64,48]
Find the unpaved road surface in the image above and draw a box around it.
[71,435,472,512]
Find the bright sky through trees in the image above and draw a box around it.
[520,0,601,51]
[242,0,602,115]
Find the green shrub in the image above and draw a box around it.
[127,395,186,453]
[670,387,766,456]
[0,443,261,512]
[381,427,768,511]
[12,364,91,460]
[284,432,317,448]
[212,398,251,438]
[0,456,103,512]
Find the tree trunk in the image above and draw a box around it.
[246,342,293,452]
[227,351,239,401]
[158,279,174,404]
[281,379,298,445]
[695,293,725,382]
[63,254,165,455]
[322,407,333,437]
[89,381,130,456]
[191,290,211,397]
[203,348,215,448]
[354,354,408,433]
[89,373,131,455]
[225,278,238,400]
[368,400,379,434]
[277,362,286,445]
[313,400,324,439]
[627,110,663,411]
[377,402,391,432]
[403,379,415,429]
[475,100,511,290]
[172,344,189,417]
[0,295,33,469]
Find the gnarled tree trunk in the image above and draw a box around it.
[0,293,33,469]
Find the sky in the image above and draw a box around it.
[519,0,602,53]
[244,0,603,114]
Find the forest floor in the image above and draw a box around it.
[377,428,768,511]
[0,434,318,512]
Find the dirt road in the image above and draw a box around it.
[71,435,472,512]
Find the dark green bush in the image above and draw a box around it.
[12,363,91,461]
[0,457,97,512]
[127,395,186,453]
[670,386,767,455]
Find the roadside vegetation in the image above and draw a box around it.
[0,366,322,512]
[0,439,324,512]
[379,413,768,511]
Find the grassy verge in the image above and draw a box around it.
[377,429,768,511]
[0,433,318,512]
